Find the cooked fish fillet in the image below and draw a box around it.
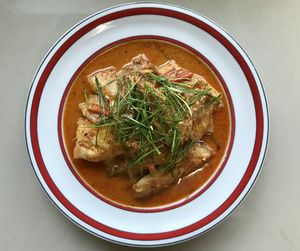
[159,60,191,78]
[118,54,158,83]
[175,141,215,177]
[73,119,124,162]
[119,54,150,73]
[105,155,130,176]
[132,141,215,198]
[87,66,118,98]
[159,60,222,141]
[78,94,102,124]
[178,104,215,142]
[159,60,220,97]
[133,172,174,198]
[74,55,223,199]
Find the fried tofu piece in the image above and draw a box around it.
[73,119,124,162]
[132,141,215,198]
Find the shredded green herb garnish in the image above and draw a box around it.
[92,72,221,171]
[95,76,108,116]
[95,128,100,147]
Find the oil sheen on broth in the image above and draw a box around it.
[63,39,230,208]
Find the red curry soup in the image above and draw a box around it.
[62,39,231,208]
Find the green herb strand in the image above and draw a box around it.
[91,71,221,170]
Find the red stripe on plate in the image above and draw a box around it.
[29,7,264,241]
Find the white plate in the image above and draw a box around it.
[25,2,269,247]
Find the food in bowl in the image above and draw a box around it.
[63,39,230,208]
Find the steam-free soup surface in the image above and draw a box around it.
[63,39,230,208]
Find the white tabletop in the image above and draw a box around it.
[1,0,299,250]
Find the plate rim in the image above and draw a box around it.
[24,2,270,247]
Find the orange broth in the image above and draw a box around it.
[63,39,231,208]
